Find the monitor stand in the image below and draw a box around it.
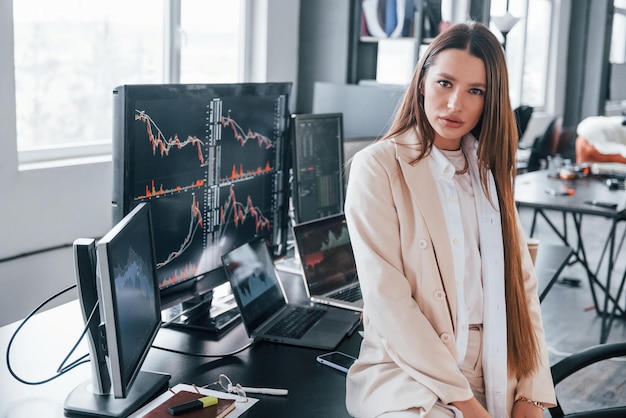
[161,284,241,335]
[64,370,170,417]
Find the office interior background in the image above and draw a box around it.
[1,0,625,327]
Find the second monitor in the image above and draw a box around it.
[290,113,346,224]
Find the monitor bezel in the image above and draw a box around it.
[96,202,162,399]
[73,237,111,395]
[111,83,292,298]
[290,112,346,224]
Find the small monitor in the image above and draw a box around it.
[65,202,169,417]
[291,113,346,224]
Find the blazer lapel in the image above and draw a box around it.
[395,144,458,330]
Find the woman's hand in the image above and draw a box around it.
[451,397,492,418]
[511,399,544,418]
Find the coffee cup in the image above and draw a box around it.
[527,237,540,265]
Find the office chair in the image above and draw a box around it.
[514,105,534,140]
[515,106,535,173]
[548,342,626,417]
[526,115,562,172]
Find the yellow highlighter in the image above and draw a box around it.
[167,395,218,416]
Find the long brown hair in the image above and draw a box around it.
[384,22,539,377]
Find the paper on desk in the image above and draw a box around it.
[129,383,258,417]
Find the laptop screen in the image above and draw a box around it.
[293,214,358,296]
[221,238,286,333]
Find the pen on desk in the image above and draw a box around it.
[241,386,288,395]
[584,200,618,209]
[545,188,574,196]
[168,395,218,416]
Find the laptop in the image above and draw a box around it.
[221,237,361,350]
[293,213,363,312]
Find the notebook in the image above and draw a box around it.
[143,391,236,418]
[292,213,363,312]
[221,237,361,350]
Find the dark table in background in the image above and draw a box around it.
[515,170,626,343]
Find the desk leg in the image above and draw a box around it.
[598,219,626,343]
[535,209,602,306]
[535,210,600,307]
[534,209,626,343]
[600,219,617,343]
[572,216,626,343]
[602,269,626,343]
[570,213,603,313]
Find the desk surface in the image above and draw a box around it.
[515,170,626,217]
[1,271,360,418]
[1,247,569,418]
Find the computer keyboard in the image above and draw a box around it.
[266,306,326,339]
[329,285,362,302]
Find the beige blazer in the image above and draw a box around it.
[344,129,556,417]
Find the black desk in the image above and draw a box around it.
[0,253,571,418]
[147,270,360,418]
[1,271,360,418]
[515,170,626,342]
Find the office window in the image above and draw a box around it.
[490,0,552,109]
[521,0,552,108]
[607,0,626,109]
[611,0,626,64]
[12,0,244,163]
[13,1,163,154]
[180,0,243,83]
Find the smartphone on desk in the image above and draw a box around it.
[317,351,357,373]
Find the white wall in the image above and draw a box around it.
[0,0,300,327]
[245,0,300,110]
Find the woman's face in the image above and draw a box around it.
[421,48,486,150]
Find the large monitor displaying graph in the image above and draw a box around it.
[112,83,292,293]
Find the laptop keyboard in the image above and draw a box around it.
[266,306,326,339]
[329,285,362,302]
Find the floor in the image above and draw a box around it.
[517,206,626,416]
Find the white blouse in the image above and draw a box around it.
[428,137,508,416]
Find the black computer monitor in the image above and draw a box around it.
[65,202,169,417]
[111,83,292,326]
[290,113,346,224]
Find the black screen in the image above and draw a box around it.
[108,214,158,387]
[112,83,292,292]
[97,202,162,398]
[221,238,285,334]
[293,214,357,296]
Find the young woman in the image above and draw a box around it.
[344,22,556,418]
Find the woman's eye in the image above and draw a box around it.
[470,88,485,95]
[438,80,451,87]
